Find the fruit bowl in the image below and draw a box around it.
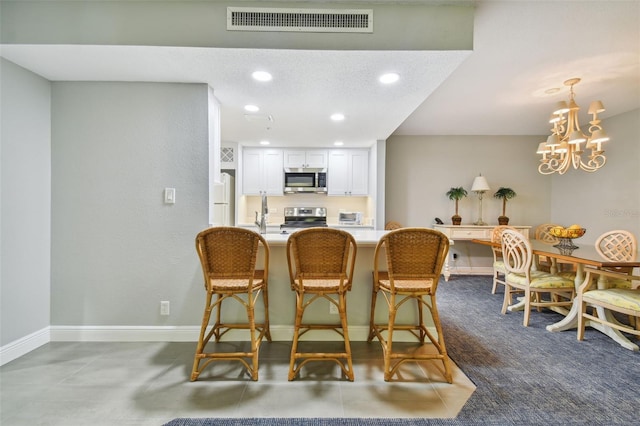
[550,226,586,250]
[549,226,586,239]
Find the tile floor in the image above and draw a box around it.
[0,340,475,425]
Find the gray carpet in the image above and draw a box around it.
[165,275,639,425]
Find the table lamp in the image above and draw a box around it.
[471,174,490,226]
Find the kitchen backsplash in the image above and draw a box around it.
[238,194,372,225]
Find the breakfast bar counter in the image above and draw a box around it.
[240,229,434,341]
[260,229,388,247]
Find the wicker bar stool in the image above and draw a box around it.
[286,227,357,381]
[191,227,271,381]
[368,228,452,383]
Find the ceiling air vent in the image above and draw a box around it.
[227,7,373,33]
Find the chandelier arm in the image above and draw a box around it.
[538,162,556,175]
[580,153,606,172]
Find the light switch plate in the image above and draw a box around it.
[164,188,176,204]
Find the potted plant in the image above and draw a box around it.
[446,186,468,225]
[493,187,517,225]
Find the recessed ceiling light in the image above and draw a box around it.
[252,71,272,82]
[331,113,345,121]
[334,141,344,146]
[379,73,400,84]
[244,104,259,112]
[259,140,270,145]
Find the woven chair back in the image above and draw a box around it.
[535,223,560,244]
[491,225,516,256]
[595,230,637,262]
[379,228,449,283]
[287,228,356,284]
[492,225,516,243]
[501,229,533,275]
[196,227,262,283]
[385,221,402,230]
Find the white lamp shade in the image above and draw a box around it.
[471,175,490,192]
[590,129,610,144]
[546,134,561,147]
[568,130,587,144]
[552,101,570,115]
[537,142,551,154]
[588,100,605,114]
[555,141,569,154]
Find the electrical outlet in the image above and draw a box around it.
[160,301,170,315]
[329,301,339,314]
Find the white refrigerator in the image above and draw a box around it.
[212,172,235,227]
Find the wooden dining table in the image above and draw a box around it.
[472,238,640,351]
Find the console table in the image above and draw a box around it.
[433,224,531,281]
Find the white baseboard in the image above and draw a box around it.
[1,323,440,364]
[50,325,201,342]
[447,266,493,276]
[0,327,50,366]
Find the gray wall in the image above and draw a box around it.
[0,59,51,346]
[50,82,210,326]
[385,134,550,228]
[550,108,640,243]
[2,68,638,348]
[385,112,640,268]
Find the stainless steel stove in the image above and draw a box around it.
[280,207,328,232]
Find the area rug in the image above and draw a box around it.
[164,275,639,425]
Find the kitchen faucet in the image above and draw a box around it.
[254,193,268,234]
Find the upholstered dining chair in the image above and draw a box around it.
[594,229,638,328]
[534,223,573,273]
[191,227,271,381]
[501,229,575,326]
[286,227,357,381]
[491,225,517,294]
[562,230,638,287]
[595,230,637,277]
[577,268,640,345]
[368,228,452,383]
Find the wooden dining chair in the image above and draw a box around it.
[286,227,357,381]
[595,230,637,275]
[490,225,517,294]
[563,230,637,288]
[501,229,575,326]
[368,228,452,383]
[594,230,638,328]
[577,268,640,348]
[191,227,271,381]
[534,223,573,273]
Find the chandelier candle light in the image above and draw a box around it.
[537,78,610,175]
[471,174,490,226]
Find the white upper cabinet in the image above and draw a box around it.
[284,149,328,169]
[242,148,284,195]
[327,149,369,196]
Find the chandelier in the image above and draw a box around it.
[536,78,610,175]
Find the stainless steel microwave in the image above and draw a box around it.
[284,169,327,194]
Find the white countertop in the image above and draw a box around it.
[258,229,389,247]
